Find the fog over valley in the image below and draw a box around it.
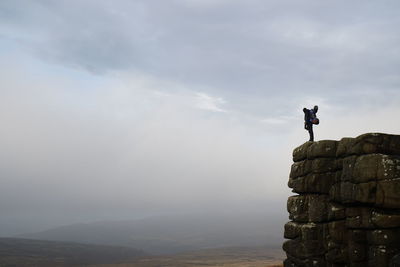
[1,1,400,259]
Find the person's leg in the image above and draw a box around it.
[308,124,314,142]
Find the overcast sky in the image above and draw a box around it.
[1,0,400,235]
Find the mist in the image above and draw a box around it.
[1,0,400,245]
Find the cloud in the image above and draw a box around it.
[260,115,297,125]
[0,52,293,234]
[2,0,399,101]
[1,0,400,235]
[0,0,399,126]
[195,92,227,112]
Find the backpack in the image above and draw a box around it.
[304,108,311,123]
[304,108,318,124]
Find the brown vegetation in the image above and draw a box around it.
[90,246,284,267]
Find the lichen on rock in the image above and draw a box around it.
[283,133,400,267]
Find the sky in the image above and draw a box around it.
[0,0,400,236]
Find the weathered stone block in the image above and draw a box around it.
[329,181,376,205]
[287,195,330,223]
[308,195,329,222]
[337,133,400,157]
[376,179,400,208]
[390,253,400,267]
[307,140,338,159]
[285,133,400,266]
[289,172,337,194]
[290,160,312,179]
[293,141,313,162]
[284,221,326,241]
[371,210,400,228]
[310,172,337,194]
[378,155,400,180]
[329,183,341,202]
[283,239,326,259]
[347,230,368,262]
[354,181,377,204]
[326,263,349,267]
[327,202,346,221]
[341,155,357,182]
[330,182,354,203]
[283,258,297,267]
[303,257,326,267]
[351,154,400,183]
[346,208,400,229]
[301,223,326,241]
[327,220,347,243]
[355,133,400,155]
[348,229,367,243]
[325,240,341,251]
[334,170,343,183]
[336,137,356,157]
[352,154,379,183]
[290,158,339,179]
[312,158,339,174]
[325,246,347,263]
[348,241,367,262]
[346,207,374,229]
[287,195,309,222]
[369,246,400,267]
[349,262,368,267]
[367,229,400,245]
[284,221,300,239]
[286,255,327,267]
[286,254,307,267]
[288,177,303,193]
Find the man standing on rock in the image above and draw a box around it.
[303,105,319,142]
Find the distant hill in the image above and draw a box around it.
[0,238,146,266]
[19,212,284,254]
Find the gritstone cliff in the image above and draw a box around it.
[283,133,400,267]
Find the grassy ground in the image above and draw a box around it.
[90,246,284,267]
[0,238,145,267]
[0,238,284,267]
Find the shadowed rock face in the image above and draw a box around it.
[283,133,400,267]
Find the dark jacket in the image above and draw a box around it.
[303,107,317,124]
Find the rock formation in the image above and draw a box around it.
[283,133,400,267]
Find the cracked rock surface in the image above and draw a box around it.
[284,133,400,267]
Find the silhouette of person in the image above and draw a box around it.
[303,105,319,142]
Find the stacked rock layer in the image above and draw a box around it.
[283,133,400,267]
